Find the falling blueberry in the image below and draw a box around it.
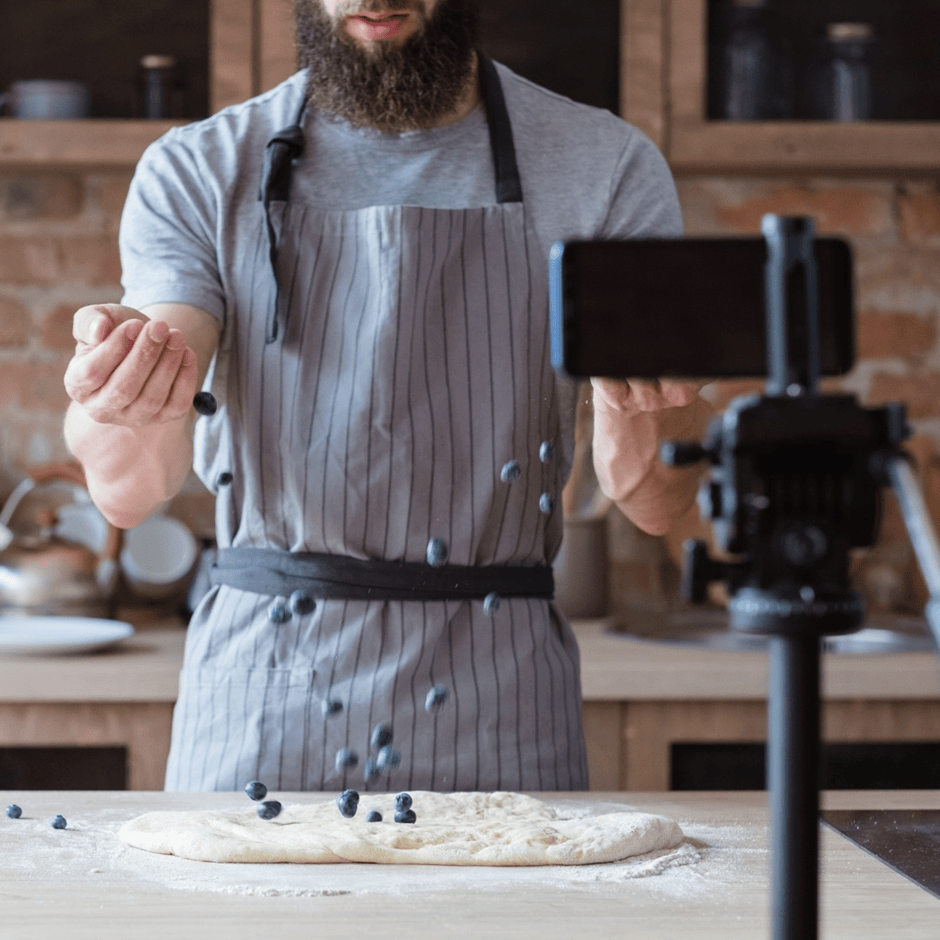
[483,592,501,615]
[336,789,360,818]
[244,780,268,801]
[192,391,218,416]
[425,685,449,713]
[370,723,393,750]
[395,792,413,813]
[539,441,556,464]
[426,537,448,568]
[366,809,383,823]
[268,600,291,624]
[5,804,22,819]
[363,757,380,783]
[322,697,343,718]
[376,746,401,772]
[257,800,282,820]
[335,747,359,772]
[50,815,67,830]
[290,590,316,616]
[500,460,522,483]
[394,809,417,824]
[539,493,556,515]
[216,471,233,487]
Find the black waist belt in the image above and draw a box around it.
[209,547,554,602]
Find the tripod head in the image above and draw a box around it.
[663,216,912,639]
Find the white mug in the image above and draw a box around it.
[120,514,198,599]
[0,80,90,119]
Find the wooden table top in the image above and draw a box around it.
[1,614,938,704]
[1,789,936,939]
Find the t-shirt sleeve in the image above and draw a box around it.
[119,129,226,323]
[597,128,683,241]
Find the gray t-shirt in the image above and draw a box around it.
[120,63,681,318]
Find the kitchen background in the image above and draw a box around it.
[1,0,939,621]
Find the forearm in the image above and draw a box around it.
[593,392,712,537]
[65,401,194,529]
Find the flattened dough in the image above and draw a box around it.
[119,791,684,866]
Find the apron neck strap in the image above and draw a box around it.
[477,54,523,205]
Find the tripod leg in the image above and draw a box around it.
[768,634,820,940]
[885,455,940,646]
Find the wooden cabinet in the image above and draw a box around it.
[5,0,936,172]
[0,0,296,167]
[583,698,940,791]
[623,0,940,173]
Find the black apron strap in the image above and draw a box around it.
[259,97,307,343]
[210,547,553,603]
[477,54,524,205]
[258,56,522,339]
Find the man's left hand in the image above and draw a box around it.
[591,376,703,416]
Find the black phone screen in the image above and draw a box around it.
[550,238,854,379]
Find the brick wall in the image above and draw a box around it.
[2,169,939,614]
[0,170,129,491]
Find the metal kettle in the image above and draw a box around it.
[0,462,122,617]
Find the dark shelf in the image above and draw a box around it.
[0,0,209,120]
[706,0,940,122]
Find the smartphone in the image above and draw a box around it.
[550,237,854,379]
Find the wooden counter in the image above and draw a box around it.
[1,615,938,791]
[0,789,936,939]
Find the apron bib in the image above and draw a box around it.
[166,58,587,792]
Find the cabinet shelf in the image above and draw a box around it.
[624,0,940,174]
[0,120,185,168]
[669,120,940,174]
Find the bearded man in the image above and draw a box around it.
[62,0,707,792]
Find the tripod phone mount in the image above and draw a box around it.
[662,215,940,940]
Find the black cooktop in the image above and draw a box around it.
[821,810,940,900]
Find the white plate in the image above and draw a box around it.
[0,616,134,656]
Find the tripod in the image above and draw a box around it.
[663,215,940,940]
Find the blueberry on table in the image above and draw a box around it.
[336,789,360,818]
[425,685,449,713]
[376,746,401,771]
[370,723,393,750]
[335,747,359,772]
[366,809,383,823]
[5,804,22,819]
[244,780,268,801]
[394,809,417,824]
[192,391,218,416]
[257,801,282,820]
[395,792,413,813]
[50,815,67,829]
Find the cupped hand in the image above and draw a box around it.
[64,303,198,428]
[591,376,704,415]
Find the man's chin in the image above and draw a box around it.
[296,0,478,131]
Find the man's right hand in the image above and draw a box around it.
[64,303,198,428]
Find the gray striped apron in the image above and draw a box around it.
[165,58,588,793]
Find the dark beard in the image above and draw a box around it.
[294,0,479,132]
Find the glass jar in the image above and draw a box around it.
[812,23,878,121]
[715,0,793,120]
[137,54,177,120]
